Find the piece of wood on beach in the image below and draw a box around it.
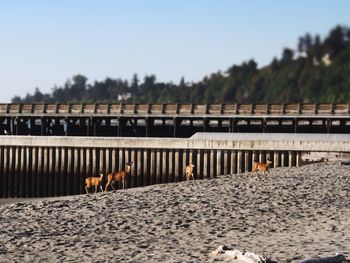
[210,245,273,263]
[300,253,347,263]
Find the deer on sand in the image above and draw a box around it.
[105,162,133,191]
[252,160,272,176]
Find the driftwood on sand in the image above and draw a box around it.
[210,245,270,263]
[211,246,347,263]
[300,253,347,263]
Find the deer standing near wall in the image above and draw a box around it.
[105,162,133,191]
[85,171,104,194]
[252,160,272,176]
[185,163,195,181]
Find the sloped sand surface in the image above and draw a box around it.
[0,163,349,262]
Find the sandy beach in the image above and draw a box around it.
[0,162,349,262]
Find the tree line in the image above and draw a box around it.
[12,25,350,104]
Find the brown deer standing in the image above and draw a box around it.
[105,162,133,191]
[85,171,104,194]
[252,160,272,176]
[185,163,195,181]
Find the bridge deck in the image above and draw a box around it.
[1,103,349,137]
[1,103,349,117]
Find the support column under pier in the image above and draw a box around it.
[173,118,180,137]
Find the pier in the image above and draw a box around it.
[1,103,350,137]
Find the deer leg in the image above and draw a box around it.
[95,185,98,193]
[85,186,89,194]
[192,173,194,182]
[105,181,110,192]
[123,180,127,190]
[100,185,103,192]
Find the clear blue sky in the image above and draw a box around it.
[1,0,350,102]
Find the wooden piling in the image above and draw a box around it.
[105,148,110,175]
[73,148,79,195]
[217,150,222,176]
[49,147,54,196]
[288,151,293,167]
[162,150,167,184]
[131,149,136,187]
[260,151,266,163]
[189,149,194,165]
[14,147,20,197]
[60,147,67,196]
[237,150,243,174]
[252,151,257,167]
[111,148,116,173]
[230,150,236,175]
[43,147,48,197]
[203,150,208,178]
[4,147,9,197]
[125,148,130,188]
[156,149,161,184]
[67,147,73,195]
[168,149,175,183]
[119,148,123,172]
[137,149,142,187]
[37,146,43,197]
[210,150,215,178]
[223,150,228,176]
[273,151,279,168]
[8,146,15,197]
[173,150,178,182]
[281,151,285,167]
[79,148,85,194]
[244,151,249,173]
[99,148,104,175]
[182,150,187,181]
[31,147,37,197]
[19,146,25,197]
[150,149,156,185]
[296,151,301,167]
[266,151,271,162]
[25,147,31,197]
[197,150,202,179]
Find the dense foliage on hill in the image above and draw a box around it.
[12,25,350,104]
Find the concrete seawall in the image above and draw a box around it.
[0,133,349,198]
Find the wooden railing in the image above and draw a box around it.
[0,103,349,116]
